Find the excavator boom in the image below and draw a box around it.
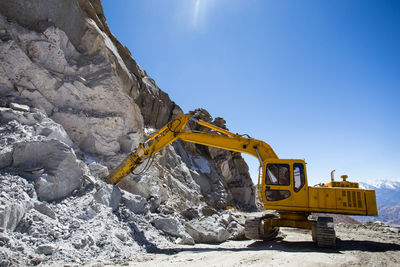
[107,114,277,184]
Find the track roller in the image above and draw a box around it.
[312,216,336,248]
[244,214,279,240]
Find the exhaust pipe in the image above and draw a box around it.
[331,170,335,182]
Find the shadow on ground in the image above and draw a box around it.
[151,238,400,255]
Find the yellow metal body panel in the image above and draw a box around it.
[309,187,337,210]
[324,181,359,188]
[365,190,378,216]
[267,217,315,230]
[266,212,315,230]
[307,187,376,215]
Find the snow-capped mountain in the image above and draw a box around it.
[356,179,400,226]
[359,179,400,207]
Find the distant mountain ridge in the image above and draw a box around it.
[356,179,400,226]
[359,180,400,207]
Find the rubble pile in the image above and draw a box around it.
[0,99,249,266]
[0,1,254,265]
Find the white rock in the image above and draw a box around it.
[10,103,30,112]
[13,140,83,201]
[93,184,121,211]
[88,162,109,180]
[34,203,56,220]
[0,147,13,169]
[0,202,25,231]
[151,216,194,245]
[121,192,149,215]
[36,244,56,255]
[185,215,230,244]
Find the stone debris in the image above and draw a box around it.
[93,184,122,212]
[151,216,195,245]
[185,215,231,244]
[184,210,247,244]
[337,221,400,234]
[0,104,250,266]
[88,162,109,181]
[121,192,149,215]
[36,244,56,256]
[181,207,201,221]
[0,0,262,265]
[33,203,56,220]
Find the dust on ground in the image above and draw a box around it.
[65,225,400,267]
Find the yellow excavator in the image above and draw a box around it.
[107,114,377,247]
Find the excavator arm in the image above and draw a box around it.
[107,114,278,185]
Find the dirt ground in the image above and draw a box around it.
[72,224,400,267]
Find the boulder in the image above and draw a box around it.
[88,162,109,180]
[10,103,30,112]
[121,192,149,215]
[181,208,200,221]
[36,244,56,255]
[151,216,194,245]
[0,11,144,157]
[0,201,27,231]
[0,147,13,169]
[12,140,83,202]
[185,215,230,244]
[34,203,56,220]
[202,206,218,217]
[118,133,141,153]
[0,177,33,231]
[227,221,246,240]
[93,184,121,211]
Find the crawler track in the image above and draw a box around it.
[313,217,336,248]
[244,214,279,240]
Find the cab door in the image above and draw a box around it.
[261,159,308,211]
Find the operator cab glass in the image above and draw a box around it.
[293,163,305,192]
[266,164,290,185]
[265,163,291,201]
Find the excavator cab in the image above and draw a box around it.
[260,159,309,211]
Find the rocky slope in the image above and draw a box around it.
[0,0,255,211]
[0,98,249,266]
[0,0,256,265]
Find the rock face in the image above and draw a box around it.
[0,0,255,210]
[0,2,143,156]
[0,0,257,265]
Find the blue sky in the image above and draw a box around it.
[102,0,400,185]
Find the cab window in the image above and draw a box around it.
[266,164,290,185]
[293,163,305,192]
